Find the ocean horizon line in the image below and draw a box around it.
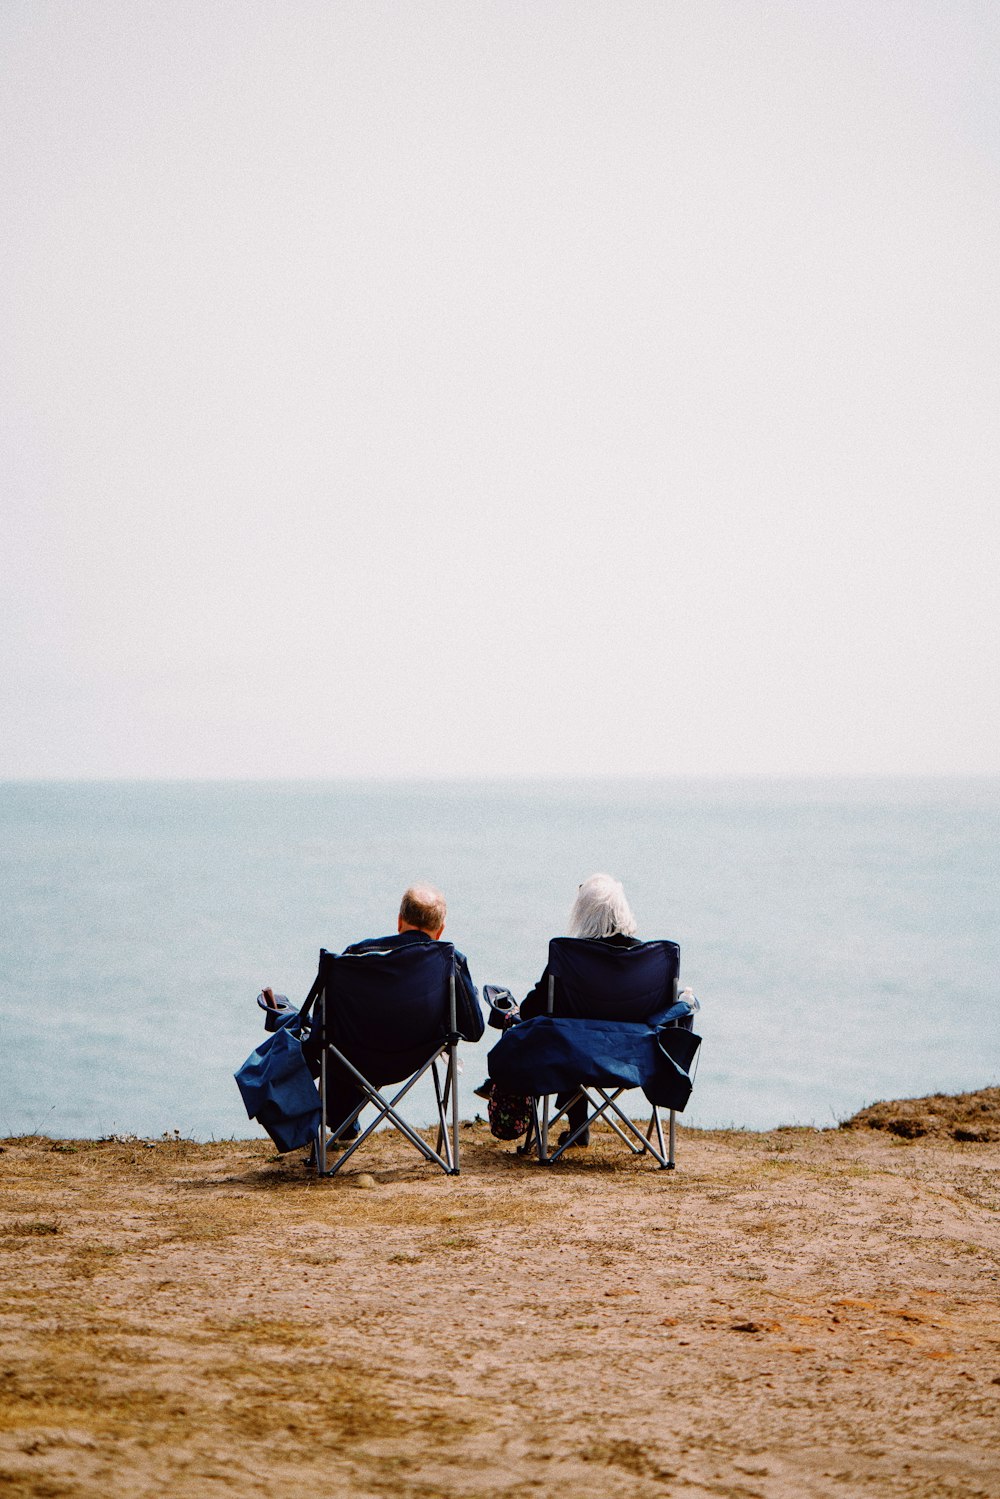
[3,771,999,787]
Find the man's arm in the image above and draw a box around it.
[453,951,485,1041]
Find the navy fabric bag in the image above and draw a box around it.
[234,1013,321,1153]
[487,1006,700,1113]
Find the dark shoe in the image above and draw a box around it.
[472,1079,493,1100]
[557,1128,590,1148]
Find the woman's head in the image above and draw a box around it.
[567,873,637,940]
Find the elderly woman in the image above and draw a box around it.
[518,873,642,1147]
[520,873,639,1012]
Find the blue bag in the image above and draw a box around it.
[234,1013,321,1153]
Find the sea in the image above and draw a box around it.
[1,778,997,1143]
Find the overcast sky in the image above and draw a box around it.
[2,1,998,778]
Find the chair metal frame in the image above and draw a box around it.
[313,954,461,1178]
[524,966,695,1170]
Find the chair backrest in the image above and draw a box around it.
[546,937,679,1023]
[318,942,456,1072]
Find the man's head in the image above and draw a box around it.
[398,883,447,940]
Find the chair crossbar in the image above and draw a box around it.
[580,1088,646,1154]
[318,1043,457,1176]
[521,1091,637,1158]
[538,1090,638,1159]
[535,1086,674,1168]
[592,1088,668,1159]
[326,1065,442,1171]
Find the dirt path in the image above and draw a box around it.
[1,1109,999,1498]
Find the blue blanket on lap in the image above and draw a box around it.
[487,1004,700,1112]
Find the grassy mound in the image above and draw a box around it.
[842,1086,1000,1141]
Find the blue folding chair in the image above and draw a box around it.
[489,938,700,1169]
[310,942,463,1177]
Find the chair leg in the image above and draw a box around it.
[518,1099,541,1156]
[451,1043,460,1174]
[433,1049,460,1174]
[432,1060,454,1172]
[667,1108,676,1169]
[318,1043,327,1176]
[649,1107,666,1160]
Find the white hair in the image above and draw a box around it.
[567,873,638,940]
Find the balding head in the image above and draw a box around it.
[398,883,447,939]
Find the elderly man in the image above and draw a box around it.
[266,884,482,1142]
[333,881,481,1030]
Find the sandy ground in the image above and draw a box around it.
[1,1093,999,1499]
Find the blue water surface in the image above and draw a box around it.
[1,778,997,1140]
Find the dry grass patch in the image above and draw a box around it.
[203,1315,321,1348]
[0,1222,62,1241]
[579,1437,676,1479]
